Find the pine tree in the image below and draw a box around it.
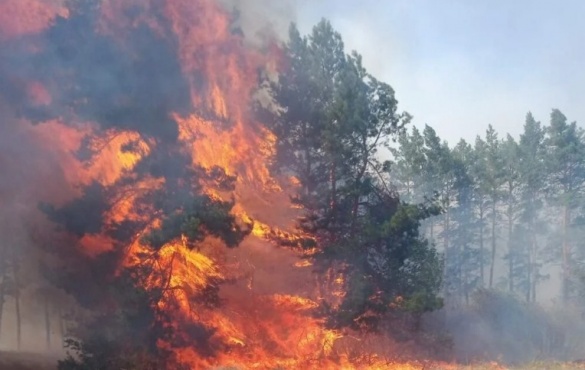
[471,136,489,287]
[267,20,442,330]
[501,134,521,292]
[420,126,459,300]
[390,127,426,203]
[481,125,505,288]
[545,109,585,302]
[451,139,482,304]
[517,112,546,301]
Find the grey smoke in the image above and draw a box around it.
[217,0,305,44]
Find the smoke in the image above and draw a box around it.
[217,0,303,44]
[0,109,72,355]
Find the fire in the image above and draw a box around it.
[0,0,464,369]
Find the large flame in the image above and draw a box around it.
[0,1,479,369]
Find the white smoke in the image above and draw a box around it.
[217,0,304,44]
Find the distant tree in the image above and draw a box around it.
[544,109,585,302]
[390,127,426,203]
[517,112,547,301]
[479,125,505,288]
[451,139,482,304]
[0,239,25,350]
[420,125,452,244]
[500,134,521,292]
[471,136,489,287]
[32,283,70,351]
[419,125,460,301]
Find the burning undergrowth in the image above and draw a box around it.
[0,0,446,369]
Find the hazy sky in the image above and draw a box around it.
[296,0,585,145]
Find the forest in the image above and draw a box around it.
[0,1,584,369]
[392,111,585,306]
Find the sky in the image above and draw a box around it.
[295,0,585,145]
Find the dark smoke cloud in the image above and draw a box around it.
[23,3,190,142]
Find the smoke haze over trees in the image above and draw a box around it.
[390,110,585,307]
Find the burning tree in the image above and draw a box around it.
[0,0,444,368]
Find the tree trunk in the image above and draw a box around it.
[0,245,6,342]
[15,291,21,350]
[463,240,469,305]
[0,285,4,343]
[530,237,538,302]
[561,204,570,302]
[442,199,452,300]
[526,234,533,302]
[58,307,66,349]
[351,156,369,235]
[479,205,485,287]
[531,227,538,302]
[526,193,538,302]
[45,295,51,350]
[527,214,538,302]
[443,200,450,252]
[10,249,22,351]
[489,198,497,288]
[508,187,514,292]
[462,204,470,305]
[0,273,4,342]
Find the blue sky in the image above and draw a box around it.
[295,0,585,144]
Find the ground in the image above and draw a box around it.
[0,351,59,370]
[1,352,585,370]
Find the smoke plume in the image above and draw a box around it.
[218,0,303,44]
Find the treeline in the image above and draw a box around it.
[390,111,585,306]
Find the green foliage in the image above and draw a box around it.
[141,196,251,250]
[389,106,585,314]
[264,19,443,331]
[543,110,585,301]
[389,127,426,203]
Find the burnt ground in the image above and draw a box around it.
[0,351,58,370]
